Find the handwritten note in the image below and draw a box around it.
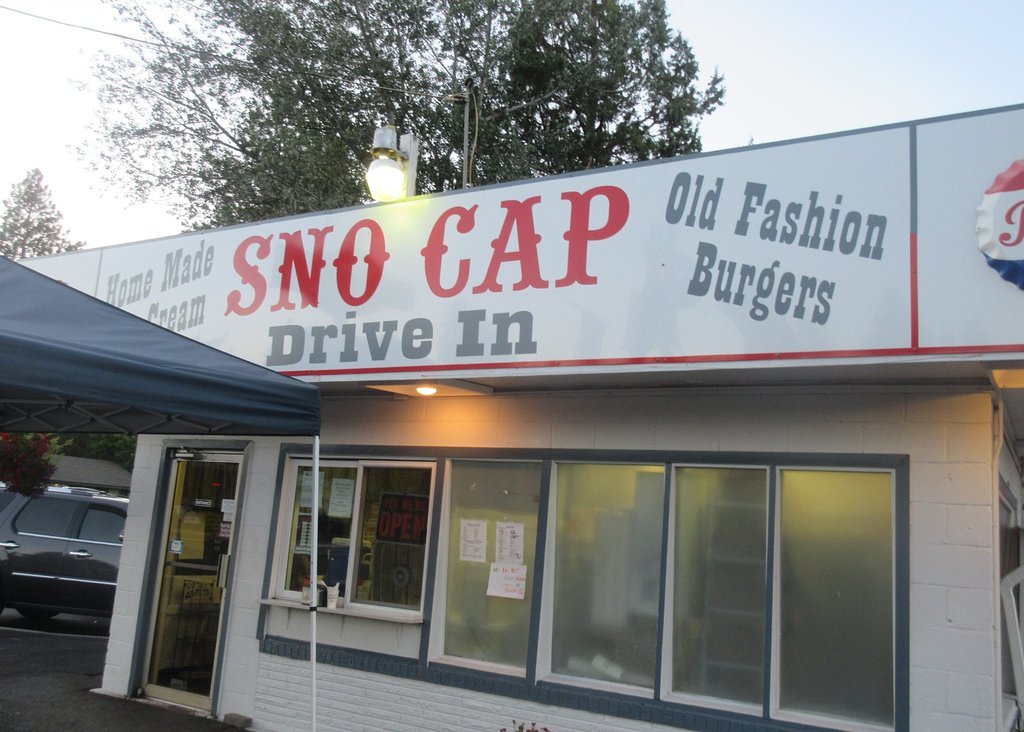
[486,563,527,600]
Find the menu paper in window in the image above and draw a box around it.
[459,519,488,562]
[496,522,525,564]
[299,471,314,509]
[328,478,355,518]
[296,515,311,553]
[486,563,527,600]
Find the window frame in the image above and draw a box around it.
[536,460,667,699]
[273,456,437,623]
[266,448,908,732]
[273,457,360,604]
[660,462,771,717]
[428,457,544,678]
[768,465,898,732]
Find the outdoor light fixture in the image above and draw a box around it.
[366,125,418,202]
[366,380,493,398]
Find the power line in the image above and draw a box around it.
[0,3,454,103]
[0,4,167,49]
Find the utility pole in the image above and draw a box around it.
[460,77,475,188]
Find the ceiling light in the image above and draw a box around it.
[366,380,493,398]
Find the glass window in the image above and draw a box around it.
[550,463,664,689]
[673,466,767,706]
[14,497,78,537]
[776,469,893,727]
[78,506,126,543]
[443,460,542,669]
[352,464,434,611]
[283,464,358,594]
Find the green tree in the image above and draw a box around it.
[93,0,723,229]
[59,433,138,473]
[0,169,85,259]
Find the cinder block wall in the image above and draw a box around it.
[104,387,1001,732]
[102,435,166,697]
[306,388,998,732]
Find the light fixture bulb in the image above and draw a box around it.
[415,385,438,396]
[366,155,405,202]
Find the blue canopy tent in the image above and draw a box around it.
[0,255,320,436]
[0,255,327,725]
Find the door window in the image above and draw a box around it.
[146,456,241,707]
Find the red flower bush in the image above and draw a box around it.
[0,433,56,497]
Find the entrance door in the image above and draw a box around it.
[144,452,241,709]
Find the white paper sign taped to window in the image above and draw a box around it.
[300,471,314,509]
[486,562,527,600]
[496,522,525,564]
[459,519,487,563]
[328,478,355,518]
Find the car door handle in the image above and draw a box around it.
[0,541,19,549]
[68,549,93,558]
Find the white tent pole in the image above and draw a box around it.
[311,435,320,731]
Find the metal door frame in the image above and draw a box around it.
[140,449,244,711]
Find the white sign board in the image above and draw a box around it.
[24,105,1024,377]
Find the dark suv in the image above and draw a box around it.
[0,486,127,618]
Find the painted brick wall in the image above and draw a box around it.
[102,435,166,697]
[254,653,684,732]
[106,387,1001,731]
[217,441,285,721]
[331,388,1001,732]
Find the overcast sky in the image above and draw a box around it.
[0,0,1021,249]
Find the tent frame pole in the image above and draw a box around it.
[310,435,320,730]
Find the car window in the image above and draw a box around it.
[78,506,126,544]
[0,493,16,512]
[14,497,79,538]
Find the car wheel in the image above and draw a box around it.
[16,607,57,620]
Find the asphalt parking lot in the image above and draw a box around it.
[0,609,236,731]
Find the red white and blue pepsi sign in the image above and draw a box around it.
[977,160,1024,289]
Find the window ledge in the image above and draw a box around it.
[541,672,655,699]
[261,597,423,624]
